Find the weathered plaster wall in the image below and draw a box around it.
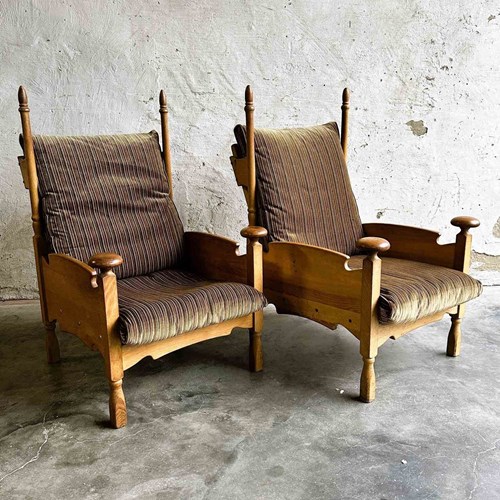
[1,0,499,299]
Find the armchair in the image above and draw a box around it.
[18,87,267,428]
[230,86,482,402]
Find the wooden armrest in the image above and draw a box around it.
[88,253,123,276]
[356,237,390,255]
[183,232,246,283]
[362,223,455,268]
[451,216,480,232]
[240,225,267,240]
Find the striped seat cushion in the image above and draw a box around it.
[349,256,483,324]
[31,131,184,279]
[234,123,363,256]
[116,269,267,345]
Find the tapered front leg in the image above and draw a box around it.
[447,314,462,357]
[109,379,127,428]
[360,356,376,402]
[447,303,466,357]
[45,321,60,363]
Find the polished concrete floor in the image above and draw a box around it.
[0,288,498,499]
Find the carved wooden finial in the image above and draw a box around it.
[341,87,350,159]
[18,86,29,110]
[342,88,350,107]
[451,216,480,235]
[245,85,254,110]
[159,89,168,112]
[244,85,256,225]
[159,89,173,198]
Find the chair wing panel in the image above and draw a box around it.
[43,254,107,353]
[363,223,455,268]
[183,231,246,283]
[264,242,363,332]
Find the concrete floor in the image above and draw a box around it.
[0,288,498,500]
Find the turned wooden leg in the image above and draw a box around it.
[109,379,127,428]
[360,356,376,403]
[447,315,462,357]
[249,311,264,372]
[249,328,263,372]
[45,321,60,364]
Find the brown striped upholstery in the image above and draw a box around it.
[234,123,363,255]
[348,256,483,324]
[117,269,267,345]
[31,131,184,279]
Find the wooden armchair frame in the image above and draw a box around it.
[230,86,480,402]
[18,87,266,428]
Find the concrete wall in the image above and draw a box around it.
[1,0,499,299]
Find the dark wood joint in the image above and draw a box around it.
[356,237,390,260]
[240,225,267,242]
[88,253,123,277]
[451,216,480,236]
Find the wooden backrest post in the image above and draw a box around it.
[18,86,51,323]
[245,86,256,226]
[159,90,173,199]
[341,88,350,160]
[18,86,41,238]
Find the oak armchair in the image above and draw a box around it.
[17,86,267,428]
[230,86,482,403]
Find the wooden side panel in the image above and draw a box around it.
[184,232,246,283]
[263,242,363,333]
[43,254,107,354]
[267,290,360,334]
[363,223,455,268]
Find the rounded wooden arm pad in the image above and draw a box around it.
[240,226,268,240]
[88,253,123,273]
[451,216,480,230]
[356,237,390,254]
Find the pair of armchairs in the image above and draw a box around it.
[17,86,482,428]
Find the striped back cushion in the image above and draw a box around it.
[234,123,363,255]
[30,131,184,279]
